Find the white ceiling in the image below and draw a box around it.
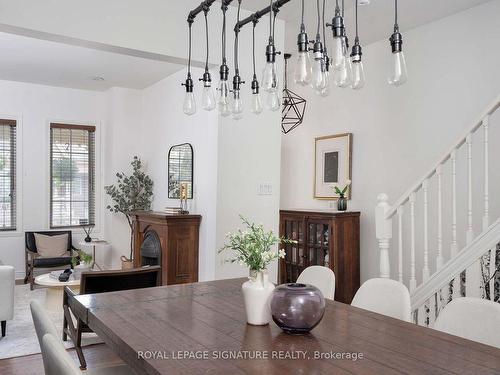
[237,0,492,45]
[0,32,184,91]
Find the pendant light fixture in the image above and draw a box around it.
[351,0,365,90]
[263,1,281,111]
[328,0,346,71]
[231,0,244,120]
[388,0,407,86]
[182,19,196,116]
[200,7,216,111]
[250,19,263,114]
[293,0,312,86]
[333,0,352,88]
[282,53,307,134]
[218,1,231,117]
[319,0,330,97]
[311,0,326,92]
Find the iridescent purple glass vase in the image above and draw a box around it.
[270,283,326,334]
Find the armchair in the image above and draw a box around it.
[24,231,75,290]
[0,263,15,337]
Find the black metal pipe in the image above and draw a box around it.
[234,0,291,31]
[187,0,217,23]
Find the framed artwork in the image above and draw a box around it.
[314,133,352,200]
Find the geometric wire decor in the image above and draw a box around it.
[282,53,306,134]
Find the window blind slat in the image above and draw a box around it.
[50,124,95,228]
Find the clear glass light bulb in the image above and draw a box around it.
[262,62,278,92]
[351,59,365,90]
[266,90,280,111]
[231,90,244,120]
[342,56,353,88]
[388,51,408,86]
[311,58,325,90]
[333,61,348,88]
[183,92,196,115]
[319,70,330,97]
[294,51,312,86]
[331,37,346,71]
[201,84,216,111]
[217,80,231,117]
[250,93,263,114]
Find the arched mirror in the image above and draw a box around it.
[168,143,193,199]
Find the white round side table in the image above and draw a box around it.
[78,240,109,270]
[34,273,80,311]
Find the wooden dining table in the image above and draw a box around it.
[69,278,500,374]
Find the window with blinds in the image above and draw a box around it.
[50,123,95,228]
[0,120,16,231]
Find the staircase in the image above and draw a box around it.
[375,95,500,327]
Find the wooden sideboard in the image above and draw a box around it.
[131,211,201,285]
[279,210,360,303]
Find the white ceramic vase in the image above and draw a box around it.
[73,263,92,280]
[242,270,275,325]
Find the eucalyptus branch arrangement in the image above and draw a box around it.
[105,156,154,261]
[219,216,296,272]
[332,179,351,198]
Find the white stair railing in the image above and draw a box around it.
[375,95,500,323]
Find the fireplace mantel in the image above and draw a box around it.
[131,211,201,285]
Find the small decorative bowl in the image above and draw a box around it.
[270,283,325,334]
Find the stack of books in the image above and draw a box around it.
[164,207,182,214]
[49,270,74,281]
[49,270,64,280]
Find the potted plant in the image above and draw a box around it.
[332,179,351,211]
[219,216,296,325]
[71,250,93,279]
[105,156,154,269]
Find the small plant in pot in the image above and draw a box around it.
[105,156,153,269]
[219,216,296,325]
[71,250,93,280]
[332,179,351,211]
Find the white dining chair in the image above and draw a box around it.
[434,297,500,348]
[351,278,411,322]
[296,266,335,300]
[31,301,135,375]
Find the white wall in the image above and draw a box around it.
[280,1,500,283]
[141,68,218,281]
[0,80,107,278]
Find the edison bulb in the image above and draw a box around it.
[231,90,244,120]
[351,60,365,90]
[250,93,263,114]
[266,90,280,111]
[331,37,346,71]
[294,51,312,86]
[201,84,216,111]
[312,57,326,91]
[183,92,196,115]
[388,51,408,86]
[217,80,230,117]
[262,62,278,92]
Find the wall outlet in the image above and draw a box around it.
[257,183,273,195]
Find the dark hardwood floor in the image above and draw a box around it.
[0,344,123,375]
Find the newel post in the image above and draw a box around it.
[376,193,392,278]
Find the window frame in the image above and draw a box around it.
[49,123,96,229]
[0,119,17,232]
